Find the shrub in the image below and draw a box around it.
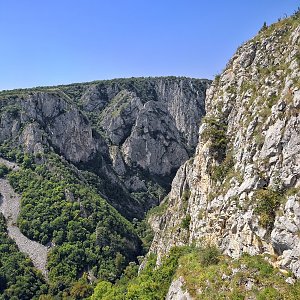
[90,246,191,300]
[259,21,268,33]
[199,245,220,267]
[7,153,142,288]
[0,164,9,178]
[202,116,228,162]
[181,214,191,229]
[182,189,191,211]
[210,151,234,183]
[254,188,282,230]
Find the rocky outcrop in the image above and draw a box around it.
[80,78,209,194]
[22,92,102,162]
[149,18,300,280]
[86,78,209,211]
[0,91,103,162]
[122,100,189,176]
[166,277,193,300]
[0,77,210,219]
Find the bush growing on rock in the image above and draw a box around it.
[0,164,9,178]
[201,116,228,162]
[254,188,282,230]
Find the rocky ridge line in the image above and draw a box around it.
[148,17,300,288]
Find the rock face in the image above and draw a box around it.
[122,100,189,176]
[0,77,210,218]
[83,78,209,187]
[149,18,300,283]
[91,78,209,211]
[0,91,102,162]
[166,276,193,300]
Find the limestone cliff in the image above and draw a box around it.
[0,77,210,219]
[149,16,300,285]
[0,91,102,161]
[79,77,209,209]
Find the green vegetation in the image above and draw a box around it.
[0,164,9,178]
[182,189,191,211]
[147,198,168,217]
[181,214,191,229]
[176,250,300,299]
[90,246,192,300]
[7,153,142,297]
[210,151,234,183]
[133,218,154,253]
[253,188,283,230]
[259,21,268,33]
[0,76,207,103]
[214,74,221,85]
[80,152,169,221]
[254,8,300,42]
[0,214,47,299]
[202,116,228,162]
[0,146,34,167]
[90,245,300,300]
[198,245,220,267]
[0,105,21,118]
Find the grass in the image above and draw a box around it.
[210,150,234,183]
[181,189,191,212]
[147,199,169,217]
[176,250,300,300]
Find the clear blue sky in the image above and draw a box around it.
[0,1,299,90]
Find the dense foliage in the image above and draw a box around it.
[7,154,142,295]
[91,246,191,300]
[91,244,300,300]
[0,164,9,178]
[0,214,47,300]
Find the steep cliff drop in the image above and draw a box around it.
[148,15,300,299]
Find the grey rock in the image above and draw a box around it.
[293,90,300,108]
[100,90,143,145]
[148,21,300,282]
[125,176,147,192]
[0,111,20,142]
[286,277,296,285]
[277,101,286,111]
[49,108,98,162]
[166,277,193,300]
[109,146,127,176]
[122,101,189,176]
[19,123,47,154]
[0,78,210,220]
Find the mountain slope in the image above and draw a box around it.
[0,77,210,219]
[0,77,210,298]
[144,13,300,299]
